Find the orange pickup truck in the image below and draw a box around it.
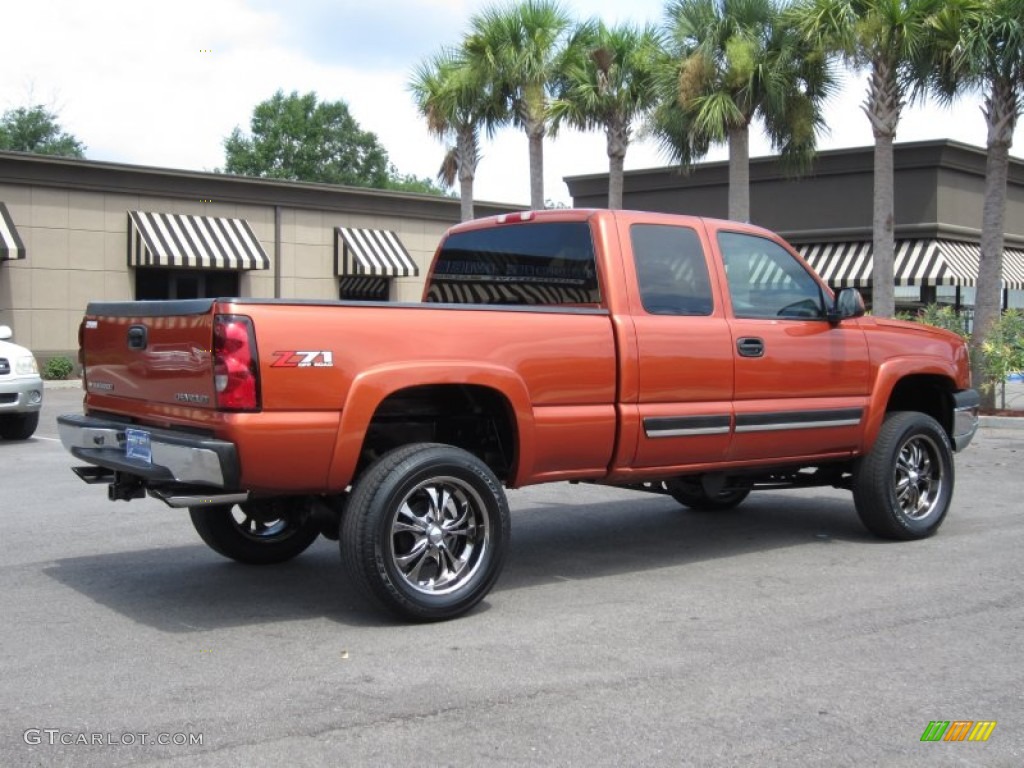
[59,209,979,620]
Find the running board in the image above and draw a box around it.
[148,488,250,509]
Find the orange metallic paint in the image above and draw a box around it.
[79,209,971,496]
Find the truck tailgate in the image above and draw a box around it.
[81,299,217,409]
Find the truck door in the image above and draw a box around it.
[713,228,870,462]
[626,222,735,469]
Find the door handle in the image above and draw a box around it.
[737,337,764,358]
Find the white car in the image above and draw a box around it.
[0,325,43,440]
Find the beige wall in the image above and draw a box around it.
[0,183,449,355]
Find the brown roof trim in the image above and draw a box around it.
[0,150,524,223]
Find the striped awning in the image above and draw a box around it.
[335,227,418,277]
[426,281,594,304]
[128,211,269,270]
[798,239,1024,290]
[0,203,26,261]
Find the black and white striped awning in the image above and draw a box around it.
[335,227,418,277]
[0,203,26,261]
[798,239,1024,290]
[128,211,269,270]
[426,281,594,304]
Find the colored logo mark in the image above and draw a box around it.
[920,720,997,742]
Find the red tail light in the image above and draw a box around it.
[213,314,260,411]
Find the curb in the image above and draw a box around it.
[979,415,1024,430]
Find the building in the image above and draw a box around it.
[0,151,519,359]
[566,139,1024,314]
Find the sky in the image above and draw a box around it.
[4,0,1023,207]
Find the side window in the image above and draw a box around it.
[718,232,825,319]
[631,224,713,316]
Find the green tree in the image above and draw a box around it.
[652,0,833,223]
[926,0,1024,404]
[465,0,574,210]
[0,105,85,157]
[788,0,943,318]
[550,21,661,210]
[410,48,506,220]
[223,90,391,187]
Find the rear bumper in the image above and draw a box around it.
[0,375,44,413]
[57,412,240,488]
[952,389,980,452]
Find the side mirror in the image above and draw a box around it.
[827,288,865,324]
[0,325,12,341]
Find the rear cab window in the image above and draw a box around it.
[718,231,826,320]
[631,224,713,316]
[426,221,601,305]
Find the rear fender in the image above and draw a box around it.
[327,362,534,489]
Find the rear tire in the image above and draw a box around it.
[853,412,954,540]
[188,500,320,564]
[667,477,751,511]
[341,443,510,622]
[0,412,39,440]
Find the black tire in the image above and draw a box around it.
[667,477,751,511]
[188,499,321,564]
[341,443,510,622]
[0,412,39,440]
[853,411,954,540]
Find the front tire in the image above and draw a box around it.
[188,499,321,564]
[0,412,39,440]
[853,412,954,540]
[341,443,510,622]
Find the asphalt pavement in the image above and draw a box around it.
[1,385,1021,767]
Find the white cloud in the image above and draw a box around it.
[3,0,1021,210]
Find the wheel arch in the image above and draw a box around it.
[327,363,533,489]
[864,360,959,450]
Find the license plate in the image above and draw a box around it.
[125,428,152,464]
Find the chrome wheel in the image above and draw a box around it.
[894,435,943,520]
[853,411,954,541]
[341,443,510,621]
[389,477,489,596]
[231,506,292,541]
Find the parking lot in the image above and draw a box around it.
[2,385,1022,766]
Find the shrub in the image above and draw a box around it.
[41,356,75,380]
[979,309,1024,399]
[900,304,970,339]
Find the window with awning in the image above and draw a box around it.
[798,239,1024,290]
[335,227,417,301]
[335,227,418,278]
[0,203,26,261]
[128,211,269,270]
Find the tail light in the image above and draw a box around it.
[213,314,260,411]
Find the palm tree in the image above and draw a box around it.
[410,49,505,221]
[464,0,573,210]
[926,0,1024,404]
[550,21,662,209]
[651,0,833,224]
[788,0,943,318]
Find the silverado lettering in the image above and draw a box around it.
[58,209,979,621]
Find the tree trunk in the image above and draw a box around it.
[459,175,475,222]
[457,130,475,223]
[863,57,901,319]
[871,132,896,318]
[527,121,545,210]
[606,119,628,210]
[970,84,1018,408]
[727,127,750,222]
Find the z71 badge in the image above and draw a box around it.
[271,350,334,368]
